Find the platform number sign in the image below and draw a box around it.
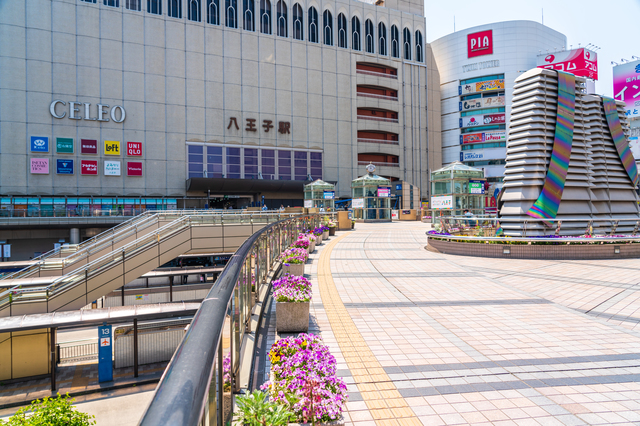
[98,324,113,382]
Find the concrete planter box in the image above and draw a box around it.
[282,262,304,276]
[328,227,336,236]
[315,233,323,244]
[276,301,310,332]
[322,230,329,239]
[309,240,316,253]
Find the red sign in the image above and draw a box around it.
[127,142,142,156]
[80,139,98,154]
[536,48,598,80]
[483,114,505,125]
[467,30,493,58]
[462,133,483,144]
[127,161,143,176]
[81,160,98,175]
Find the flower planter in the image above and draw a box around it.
[309,240,316,253]
[223,391,232,424]
[322,230,329,239]
[329,227,336,236]
[290,418,345,426]
[276,301,310,332]
[282,262,304,276]
[316,234,323,244]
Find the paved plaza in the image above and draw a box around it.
[275,221,640,426]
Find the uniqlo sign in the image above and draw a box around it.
[81,160,98,175]
[127,162,143,176]
[467,30,493,58]
[81,139,98,154]
[127,142,142,156]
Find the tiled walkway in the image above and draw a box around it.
[281,222,640,426]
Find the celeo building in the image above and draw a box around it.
[0,0,441,211]
[430,21,566,197]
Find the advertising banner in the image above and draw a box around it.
[352,198,365,208]
[56,137,74,153]
[127,162,143,176]
[81,139,98,154]
[323,191,335,199]
[56,159,74,174]
[460,151,484,162]
[460,130,507,144]
[104,140,121,155]
[377,187,391,197]
[459,96,505,112]
[431,195,453,210]
[536,48,598,80]
[104,160,121,176]
[30,158,49,174]
[3,245,10,258]
[613,60,640,118]
[30,136,49,153]
[127,141,142,156]
[81,160,98,175]
[460,113,505,128]
[469,180,485,194]
[304,200,313,208]
[459,79,504,95]
[421,201,429,210]
[630,137,640,159]
[467,29,493,58]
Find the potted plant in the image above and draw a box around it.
[312,227,324,244]
[274,274,312,332]
[321,225,329,240]
[235,390,292,426]
[280,248,309,276]
[350,220,355,229]
[327,221,336,236]
[292,236,311,254]
[305,233,317,253]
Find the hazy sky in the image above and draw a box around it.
[424,0,640,97]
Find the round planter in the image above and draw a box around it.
[282,262,305,276]
[329,227,336,236]
[276,301,310,332]
[322,230,329,239]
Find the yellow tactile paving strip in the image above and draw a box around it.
[318,233,422,426]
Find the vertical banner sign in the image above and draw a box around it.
[98,325,113,382]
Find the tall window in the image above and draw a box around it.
[351,16,360,51]
[244,0,254,31]
[337,13,347,48]
[226,147,241,179]
[365,19,374,53]
[188,145,204,178]
[403,27,411,60]
[207,0,219,24]
[276,0,287,37]
[261,150,275,179]
[292,3,303,40]
[168,0,182,18]
[260,0,271,33]
[378,22,386,55]
[308,7,318,43]
[294,151,308,180]
[415,30,423,62]
[391,24,399,58]
[188,0,201,21]
[278,151,292,180]
[226,0,237,27]
[207,146,223,178]
[244,148,259,179]
[148,0,161,14]
[310,152,322,180]
[104,0,119,7]
[126,0,141,10]
[323,10,332,46]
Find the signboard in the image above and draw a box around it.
[467,30,493,58]
[3,245,11,258]
[459,96,505,112]
[104,140,121,155]
[537,48,598,80]
[56,137,74,153]
[460,113,505,128]
[461,151,484,162]
[469,180,485,194]
[396,184,402,190]
[402,210,411,215]
[127,162,143,176]
[30,158,49,174]
[459,79,504,95]
[421,201,429,210]
[127,141,142,156]
[323,191,335,200]
[377,187,391,197]
[461,131,506,144]
[391,210,399,220]
[81,139,98,154]
[304,199,313,208]
[431,195,453,210]
[98,325,113,382]
[30,136,49,153]
[81,160,98,175]
[352,198,365,208]
[104,160,121,176]
[630,137,640,159]
[613,60,640,118]
[56,159,74,174]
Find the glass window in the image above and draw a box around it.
[351,16,360,51]
[226,147,241,178]
[207,0,219,24]
[294,151,308,180]
[460,107,504,117]
[308,7,318,43]
[148,0,161,13]
[261,149,275,180]
[244,148,258,179]
[403,27,411,60]
[390,25,399,58]
[188,145,204,178]
[188,0,201,21]
[207,146,223,178]
[104,0,119,7]
[337,13,347,48]
[278,150,291,180]
[243,0,254,31]
[82,0,97,3]
[276,0,287,36]
[310,152,322,180]
[126,0,141,10]
[260,0,271,34]
[365,19,374,53]
[378,22,386,55]
[323,10,332,46]
[292,3,303,40]
[415,30,423,62]
[168,0,182,18]
[226,0,237,27]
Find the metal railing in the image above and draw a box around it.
[356,93,398,101]
[357,161,400,167]
[138,213,320,426]
[58,339,99,363]
[357,115,399,123]
[357,138,399,145]
[356,69,398,79]
[0,207,152,218]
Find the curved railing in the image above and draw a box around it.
[138,214,319,425]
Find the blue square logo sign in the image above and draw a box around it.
[56,159,74,175]
[30,136,49,152]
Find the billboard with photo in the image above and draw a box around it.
[613,60,640,118]
[536,48,598,80]
[461,130,506,144]
[459,79,504,95]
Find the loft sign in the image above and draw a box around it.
[50,100,126,123]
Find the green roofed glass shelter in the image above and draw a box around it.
[304,179,336,210]
[430,162,486,218]
[351,164,392,222]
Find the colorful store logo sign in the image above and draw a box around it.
[127,162,143,176]
[104,140,120,155]
[431,195,453,210]
[613,59,640,118]
[127,142,142,156]
[460,113,505,128]
[469,180,485,194]
[30,158,49,174]
[30,136,49,153]
[536,48,598,80]
[81,139,98,154]
[56,137,74,153]
[104,160,121,176]
[460,131,506,144]
[81,160,98,175]
[56,159,74,174]
[459,79,505,95]
[467,30,493,58]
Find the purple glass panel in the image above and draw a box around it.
[294,151,308,180]
[226,147,241,178]
[278,150,291,180]
[310,152,322,180]
[244,148,258,179]
[261,149,275,180]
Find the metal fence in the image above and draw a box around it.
[58,339,99,363]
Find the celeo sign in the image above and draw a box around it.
[467,30,493,58]
[50,100,126,123]
[536,48,598,80]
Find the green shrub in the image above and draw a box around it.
[234,390,291,426]
[0,393,95,426]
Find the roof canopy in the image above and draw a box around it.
[431,162,485,180]
[304,179,335,190]
[351,173,391,187]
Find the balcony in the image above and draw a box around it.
[358,161,400,167]
[357,115,399,123]
[357,138,399,145]
[355,69,398,79]
[357,92,398,101]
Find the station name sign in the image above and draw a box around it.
[50,100,126,123]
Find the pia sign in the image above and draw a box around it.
[467,30,493,58]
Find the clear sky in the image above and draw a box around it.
[424,0,640,97]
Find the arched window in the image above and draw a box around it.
[260,0,271,33]
[403,27,411,60]
[365,19,374,53]
[244,0,254,31]
[188,0,201,21]
[337,13,347,48]
[168,0,182,18]
[323,10,332,46]
[207,0,219,24]
[415,30,423,62]
[292,3,303,40]
[378,22,386,56]
[351,16,360,51]
[277,0,287,37]
[226,0,237,27]
[147,0,161,14]
[308,7,318,43]
[391,24,399,58]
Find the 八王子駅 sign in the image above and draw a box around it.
[50,100,126,123]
